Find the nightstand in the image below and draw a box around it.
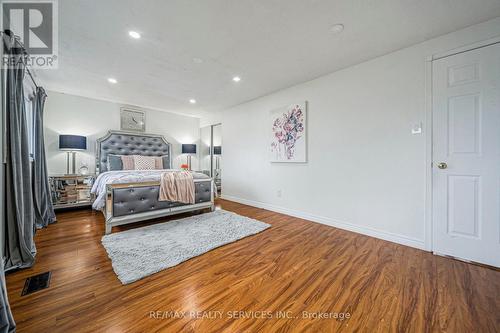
[49,174,96,209]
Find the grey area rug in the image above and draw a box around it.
[101,210,270,284]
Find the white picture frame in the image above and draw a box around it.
[120,108,146,132]
[269,101,307,163]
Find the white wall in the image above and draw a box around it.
[44,91,200,174]
[220,18,500,250]
[200,112,222,127]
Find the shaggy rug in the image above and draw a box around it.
[101,209,270,284]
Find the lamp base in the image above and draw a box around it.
[65,151,78,175]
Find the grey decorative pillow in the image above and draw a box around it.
[161,155,170,169]
[107,154,123,171]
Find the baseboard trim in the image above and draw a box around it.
[221,195,426,251]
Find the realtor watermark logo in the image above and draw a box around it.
[1,0,58,69]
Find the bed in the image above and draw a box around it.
[92,130,214,234]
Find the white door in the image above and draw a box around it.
[432,43,500,267]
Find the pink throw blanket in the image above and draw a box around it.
[159,171,195,204]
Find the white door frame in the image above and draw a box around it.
[424,35,500,252]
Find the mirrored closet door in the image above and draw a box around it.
[200,126,212,175]
[199,124,222,195]
[212,124,222,194]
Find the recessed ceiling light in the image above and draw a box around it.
[189,99,196,104]
[128,31,141,39]
[192,57,203,64]
[329,24,344,34]
[107,77,117,84]
[232,76,241,82]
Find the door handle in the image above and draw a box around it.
[437,162,448,169]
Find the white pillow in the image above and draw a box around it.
[133,155,156,170]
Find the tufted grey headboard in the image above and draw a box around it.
[96,130,172,173]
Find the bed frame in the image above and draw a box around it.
[96,130,215,234]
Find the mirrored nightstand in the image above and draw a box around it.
[49,174,96,209]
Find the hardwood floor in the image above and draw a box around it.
[6,199,500,332]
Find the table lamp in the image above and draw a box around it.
[59,135,87,175]
[181,144,196,170]
[213,146,221,170]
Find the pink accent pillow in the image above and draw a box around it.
[120,155,135,170]
[154,156,163,169]
[133,155,156,170]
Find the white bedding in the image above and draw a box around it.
[91,169,180,210]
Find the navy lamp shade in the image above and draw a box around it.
[59,135,87,151]
[213,146,222,155]
[181,144,197,154]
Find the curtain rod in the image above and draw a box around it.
[1,29,39,89]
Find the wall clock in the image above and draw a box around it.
[120,108,146,132]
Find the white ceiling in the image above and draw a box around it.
[38,0,500,118]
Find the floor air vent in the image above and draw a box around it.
[21,271,52,296]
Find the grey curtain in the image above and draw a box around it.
[0,32,17,333]
[3,34,36,271]
[0,261,15,333]
[32,87,56,228]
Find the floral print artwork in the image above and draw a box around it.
[270,102,307,162]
